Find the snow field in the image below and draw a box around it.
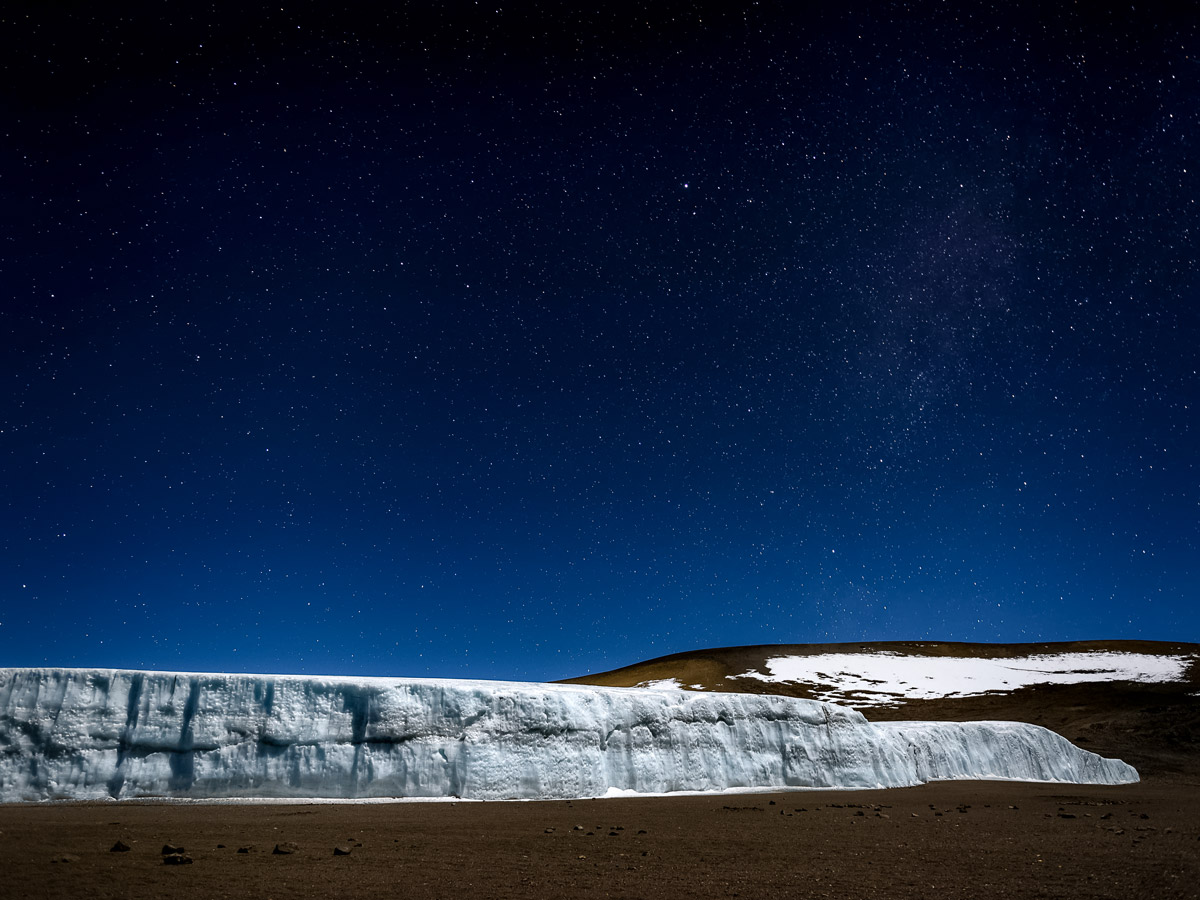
[733,651,1193,706]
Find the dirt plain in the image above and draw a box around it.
[2,780,1197,900]
[3,641,1197,899]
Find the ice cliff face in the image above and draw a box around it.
[0,668,1137,801]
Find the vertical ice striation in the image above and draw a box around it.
[0,668,1137,801]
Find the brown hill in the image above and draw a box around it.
[561,639,1200,783]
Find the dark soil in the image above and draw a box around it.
[3,780,1198,899]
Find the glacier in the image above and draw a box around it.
[0,668,1137,802]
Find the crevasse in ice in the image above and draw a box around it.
[0,668,1137,801]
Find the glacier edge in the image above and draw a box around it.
[0,668,1137,801]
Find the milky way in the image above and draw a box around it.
[3,3,1196,679]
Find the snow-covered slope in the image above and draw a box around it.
[0,668,1136,801]
[730,651,1194,707]
[564,641,1198,712]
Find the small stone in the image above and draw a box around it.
[162,844,185,855]
[273,842,300,855]
[110,840,132,852]
[52,855,78,864]
[572,825,583,831]
[544,827,556,833]
[237,846,252,854]
[333,846,352,856]
[1058,813,1077,819]
[216,844,226,849]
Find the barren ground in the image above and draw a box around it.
[3,779,1198,900]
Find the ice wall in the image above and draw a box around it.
[0,668,1137,801]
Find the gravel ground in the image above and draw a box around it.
[2,779,1197,900]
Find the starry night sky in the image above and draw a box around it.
[3,2,1196,680]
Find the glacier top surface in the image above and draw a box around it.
[0,667,711,696]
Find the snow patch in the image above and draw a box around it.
[731,651,1193,707]
[634,678,685,691]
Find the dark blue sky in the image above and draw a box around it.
[3,2,1196,680]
